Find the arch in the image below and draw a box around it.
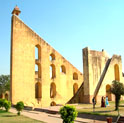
[0,93,3,99]
[73,83,78,95]
[114,64,120,81]
[35,64,38,72]
[5,93,9,100]
[60,65,66,74]
[50,53,55,61]
[50,101,56,106]
[35,64,41,78]
[50,82,56,98]
[35,82,42,99]
[50,64,56,79]
[73,72,78,80]
[35,44,41,60]
[106,84,112,101]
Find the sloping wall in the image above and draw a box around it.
[94,58,111,99]
[10,14,83,107]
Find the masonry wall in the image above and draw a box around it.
[97,55,124,102]
[10,14,83,107]
[83,47,109,103]
[83,47,124,103]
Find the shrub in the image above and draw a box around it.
[15,101,24,115]
[59,105,78,123]
[0,99,5,109]
[3,100,11,112]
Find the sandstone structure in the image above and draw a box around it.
[68,47,124,104]
[10,6,83,107]
[10,7,124,107]
[83,47,124,103]
[0,91,9,100]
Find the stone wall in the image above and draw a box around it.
[10,14,83,108]
[83,47,124,103]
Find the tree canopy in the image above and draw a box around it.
[111,80,124,110]
[0,75,10,94]
[111,80,124,96]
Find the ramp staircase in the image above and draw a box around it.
[116,115,124,123]
[94,58,111,98]
[67,82,84,104]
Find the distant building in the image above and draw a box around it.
[0,91,10,100]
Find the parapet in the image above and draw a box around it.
[83,47,109,58]
[111,54,122,61]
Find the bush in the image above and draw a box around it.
[0,99,5,108]
[59,105,78,123]
[15,101,24,115]
[0,99,11,112]
[3,100,11,112]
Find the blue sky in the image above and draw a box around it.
[0,0,124,75]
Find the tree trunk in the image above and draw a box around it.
[115,95,120,110]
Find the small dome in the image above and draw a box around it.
[12,5,21,16]
[14,6,20,11]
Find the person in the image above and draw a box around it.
[106,96,109,106]
[101,96,105,107]
[92,97,96,111]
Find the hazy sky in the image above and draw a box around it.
[0,0,124,75]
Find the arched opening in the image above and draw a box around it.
[35,64,38,78]
[35,44,41,60]
[73,72,78,80]
[50,53,55,61]
[114,64,120,81]
[35,82,42,99]
[0,93,3,99]
[5,93,8,100]
[35,64,41,78]
[50,101,56,106]
[50,82,56,98]
[60,65,66,74]
[106,84,112,101]
[50,64,56,79]
[73,83,78,95]
[35,45,41,79]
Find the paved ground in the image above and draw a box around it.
[9,106,113,123]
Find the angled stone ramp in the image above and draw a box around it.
[67,82,84,104]
[94,58,112,99]
[117,116,124,123]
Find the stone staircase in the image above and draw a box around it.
[94,58,111,99]
[116,116,124,123]
[67,82,84,104]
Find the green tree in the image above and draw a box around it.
[15,101,24,115]
[0,75,10,95]
[111,80,124,110]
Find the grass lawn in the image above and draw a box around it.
[75,101,124,116]
[0,109,45,123]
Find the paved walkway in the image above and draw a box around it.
[10,107,107,123]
